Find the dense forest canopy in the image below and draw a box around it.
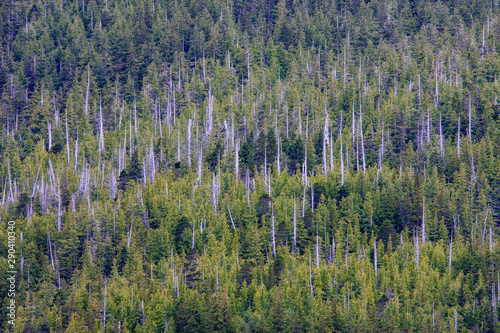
[2,0,500,331]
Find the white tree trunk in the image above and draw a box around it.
[309,250,314,297]
[293,194,297,251]
[439,113,444,157]
[360,104,366,175]
[85,64,90,116]
[66,115,70,165]
[469,95,472,142]
[235,139,239,182]
[416,235,420,268]
[187,118,192,168]
[457,114,461,157]
[345,235,349,268]
[422,198,426,244]
[340,110,344,184]
[103,279,107,332]
[271,206,276,257]
[48,121,52,149]
[316,233,320,268]
[99,97,104,152]
[449,236,453,273]
[331,236,336,264]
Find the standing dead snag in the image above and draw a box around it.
[227,204,236,230]
[187,118,192,168]
[65,113,70,165]
[457,113,461,157]
[340,109,344,185]
[449,235,453,273]
[103,279,107,332]
[345,235,349,268]
[422,197,426,244]
[293,194,297,252]
[323,110,329,176]
[271,206,276,258]
[416,234,420,268]
[359,100,366,175]
[48,121,52,149]
[309,249,314,297]
[315,221,320,268]
[85,64,90,116]
[235,139,239,182]
[99,95,104,152]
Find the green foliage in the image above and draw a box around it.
[1,0,500,331]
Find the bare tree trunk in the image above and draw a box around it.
[469,95,472,142]
[235,139,239,182]
[360,103,366,175]
[471,147,477,183]
[103,279,107,332]
[66,114,70,165]
[127,220,133,249]
[271,206,276,257]
[340,110,344,184]
[433,303,435,329]
[418,74,421,110]
[427,107,431,144]
[187,119,192,168]
[323,111,329,176]
[454,309,457,332]
[343,46,347,91]
[298,103,302,138]
[435,66,439,107]
[85,64,90,116]
[316,232,320,268]
[490,227,494,252]
[449,236,453,273]
[457,113,461,157]
[227,204,236,229]
[482,209,489,246]
[177,127,181,162]
[99,96,104,152]
[311,182,314,213]
[212,173,218,212]
[293,194,297,252]
[345,235,349,268]
[192,219,196,249]
[57,178,62,232]
[330,130,334,173]
[206,88,213,139]
[47,229,55,271]
[277,139,280,175]
[439,113,444,158]
[141,300,145,325]
[246,51,250,82]
[74,137,79,169]
[48,121,52,149]
[197,146,203,184]
[352,101,356,165]
[216,263,219,293]
[134,99,138,137]
[416,234,420,268]
[309,250,314,297]
[302,186,306,218]
[331,236,335,264]
[422,197,426,244]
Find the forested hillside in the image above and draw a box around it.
[2,0,500,331]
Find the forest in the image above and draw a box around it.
[1,0,500,331]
